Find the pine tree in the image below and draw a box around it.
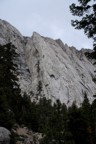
[81,93,93,144]
[70,0,96,50]
[68,102,90,144]
[0,43,21,129]
[91,98,96,143]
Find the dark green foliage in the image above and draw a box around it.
[68,102,90,144]
[36,96,96,144]
[10,131,17,144]
[1,43,96,143]
[0,43,31,129]
[37,80,42,96]
[0,43,19,129]
[70,0,96,50]
[40,99,67,144]
[90,99,96,143]
[85,51,96,61]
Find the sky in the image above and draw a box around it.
[0,0,93,50]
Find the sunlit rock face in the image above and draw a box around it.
[0,19,96,106]
[25,33,96,105]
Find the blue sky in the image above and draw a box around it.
[0,0,93,50]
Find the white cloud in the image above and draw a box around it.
[0,0,93,49]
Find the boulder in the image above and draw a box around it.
[0,127,11,144]
[15,127,42,144]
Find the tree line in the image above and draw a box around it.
[0,43,96,144]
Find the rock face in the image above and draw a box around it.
[26,33,96,105]
[0,127,11,144]
[13,127,42,144]
[0,19,96,105]
[0,19,32,94]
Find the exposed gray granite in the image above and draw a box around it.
[0,19,96,106]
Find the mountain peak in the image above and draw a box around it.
[0,19,96,106]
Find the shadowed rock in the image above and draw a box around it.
[0,127,10,144]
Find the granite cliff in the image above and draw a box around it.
[0,19,96,106]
